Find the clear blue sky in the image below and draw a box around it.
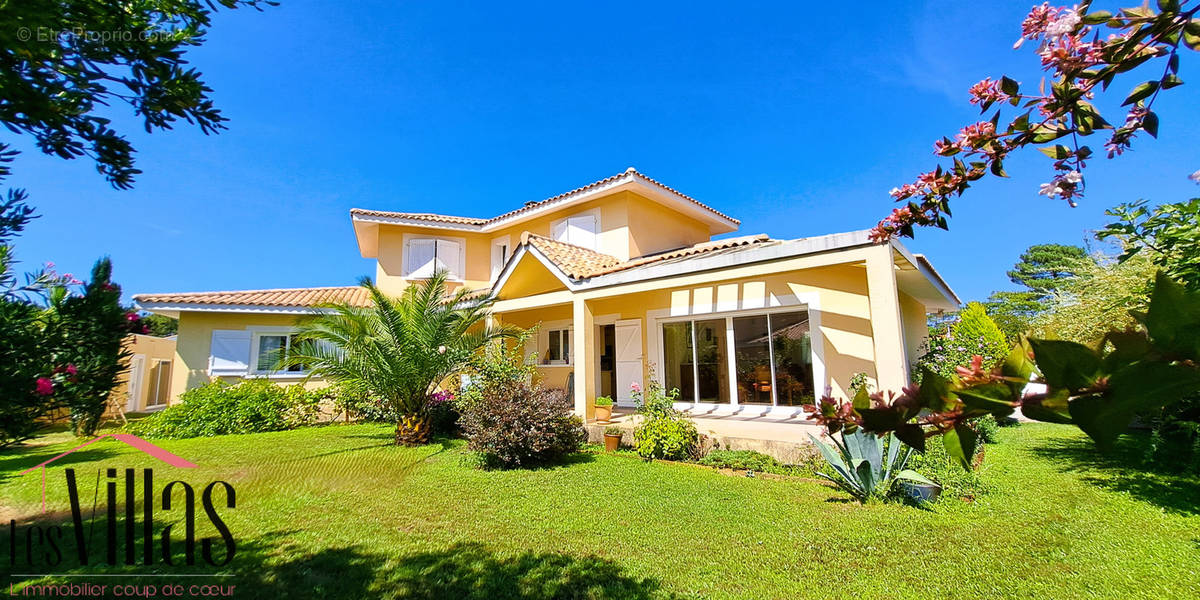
[8,0,1199,305]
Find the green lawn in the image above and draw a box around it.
[2,423,1198,599]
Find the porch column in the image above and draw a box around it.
[866,243,908,392]
[572,297,596,420]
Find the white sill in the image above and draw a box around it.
[403,276,465,283]
[246,372,312,379]
[538,363,574,368]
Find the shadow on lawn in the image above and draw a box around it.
[6,516,675,600]
[1029,433,1200,516]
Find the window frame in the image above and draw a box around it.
[248,327,309,377]
[490,235,511,281]
[545,328,571,365]
[549,208,600,251]
[655,307,816,408]
[401,233,467,281]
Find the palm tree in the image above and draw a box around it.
[280,270,513,446]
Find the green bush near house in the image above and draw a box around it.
[128,379,323,439]
[634,416,698,461]
[594,395,613,407]
[907,437,989,501]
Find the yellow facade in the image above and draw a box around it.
[170,311,328,403]
[143,173,954,415]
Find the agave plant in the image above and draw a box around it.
[807,429,934,503]
[278,270,514,446]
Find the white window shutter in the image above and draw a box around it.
[208,330,251,376]
[407,239,436,278]
[551,219,568,242]
[567,215,597,250]
[436,239,461,279]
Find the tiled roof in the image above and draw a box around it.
[349,167,739,229]
[585,234,771,277]
[523,234,622,279]
[522,233,772,281]
[348,209,487,226]
[134,286,373,308]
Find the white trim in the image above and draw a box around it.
[401,232,466,281]
[351,213,483,232]
[247,326,312,377]
[647,292,825,417]
[137,302,335,316]
[549,208,601,251]
[490,235,512,282]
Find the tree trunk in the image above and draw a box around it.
[394,413,431,446]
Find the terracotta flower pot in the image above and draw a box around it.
[604,433,621,452]
[595,405,612,423]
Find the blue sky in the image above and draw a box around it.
[8,0,1199,305]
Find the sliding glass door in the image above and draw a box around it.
[661,309,813,408]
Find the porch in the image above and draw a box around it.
[585,408,824,464]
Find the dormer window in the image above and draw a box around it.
[405,236,464,280]
[550,212,598,250]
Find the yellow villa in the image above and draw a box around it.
[134,167,958,423]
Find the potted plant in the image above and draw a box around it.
[603,426,623,452]
[594,395,614,423]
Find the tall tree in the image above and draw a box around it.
[983,243,1091,341]
[1006,243,1090,295]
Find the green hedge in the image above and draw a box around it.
[129,379,324,439]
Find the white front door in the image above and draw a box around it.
[127,354,146,412]
[614,319,643,407]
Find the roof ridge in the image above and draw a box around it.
[350,167,739,228]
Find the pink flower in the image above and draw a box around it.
[45,261,55,269]
[967,78,1010,106]
[66,364,78,376]
[1189,170,1200,184]
[35,377,54,396]
[630,382,641,392]
[1016,3,1056,47]
[126,312,140,322]
[955,121,997,150]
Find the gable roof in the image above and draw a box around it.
[493,229,960,310]
[350,167,740,254]
[493,233,775,296]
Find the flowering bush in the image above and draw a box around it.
[43,258,145,436]
[874,1,1200,241]
[915,302,1010,382]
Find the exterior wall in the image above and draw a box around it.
[112,334,177,413]
[492,260,918,417]
[623,192,712,260]
[371,190,717,296]
[898,291,929,373]
[170,312,328,403]
[494,305,575,391]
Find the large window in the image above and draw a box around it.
[661,310,812,407]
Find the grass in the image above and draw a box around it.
[1,423,1198,599]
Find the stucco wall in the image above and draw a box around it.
[112,334,177,413]
[170,311,328,403]
[493,260,932,407]
[371,190,715,296]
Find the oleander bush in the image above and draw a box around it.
[129,379,323,439]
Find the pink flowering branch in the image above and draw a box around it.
[873,0,1200,242]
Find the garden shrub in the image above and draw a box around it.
[907,439,989,501]
[631,379,699,461]
[457,380,585,468]
[129,379,323,439]
[634,416,698,461]
[973,414,1001,444]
